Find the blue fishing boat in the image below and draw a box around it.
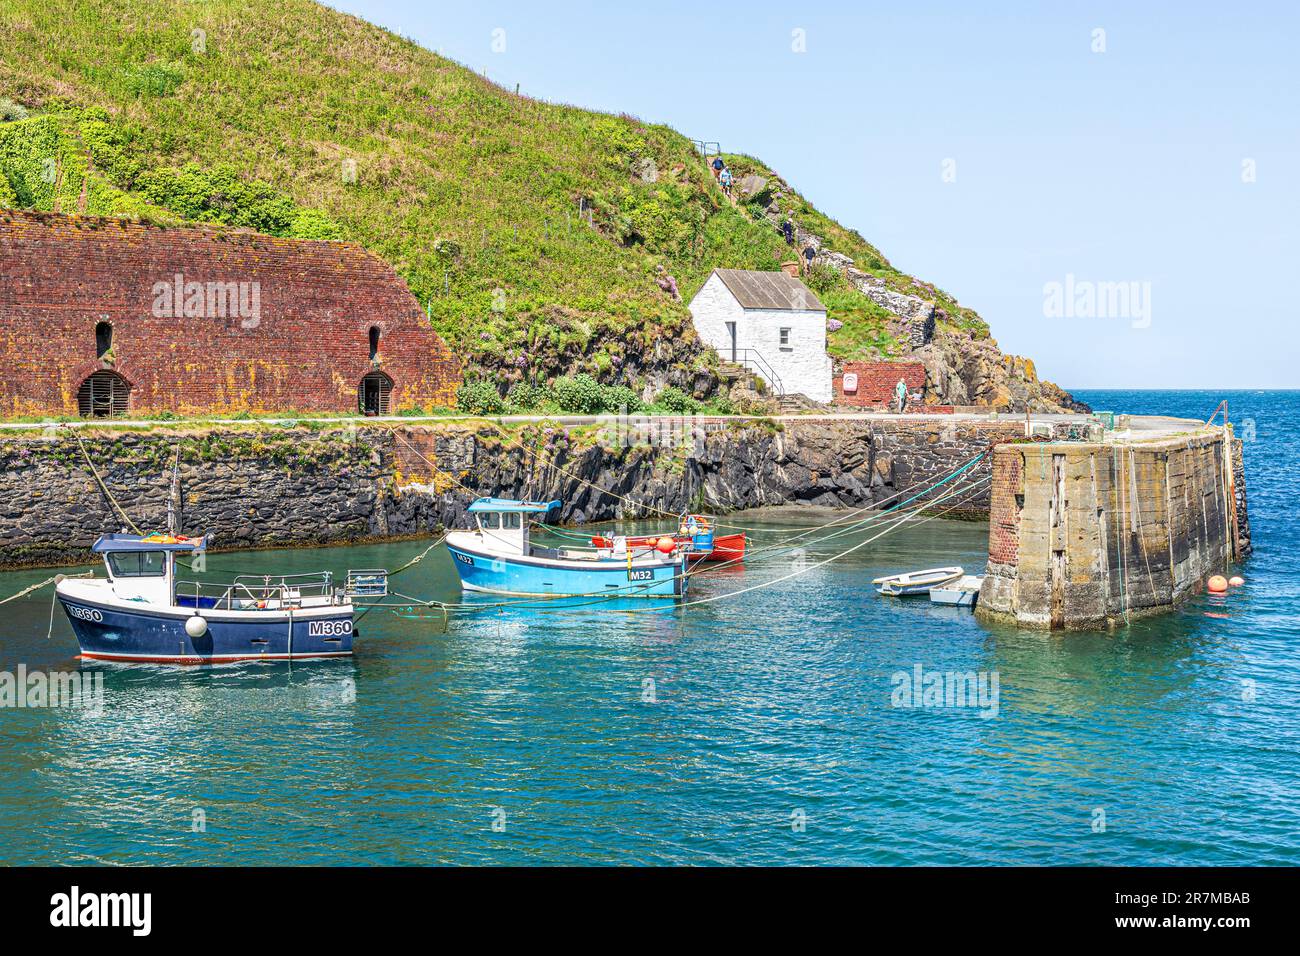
[445,498,689,598]
[55,533,367,664]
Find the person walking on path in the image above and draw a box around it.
[711,156,724,181]
[802,243,817,275]
[781,217,795,245]
[894,378,909,413]
[719,166,733,198]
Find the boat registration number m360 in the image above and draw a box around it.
[65,605,104,623]
[308,620,353,637]
[627,569,654,582]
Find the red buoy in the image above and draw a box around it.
[656,536,675,554]
[1207,575,1228,593]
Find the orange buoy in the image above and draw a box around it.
[656,536,675,554]
[1207,575,1228,593]
[1229,575,1245,587]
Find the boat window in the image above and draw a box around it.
[503,512,521,529]
[107,550,167,577]
[480,512,500,530]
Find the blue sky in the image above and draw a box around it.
[331,1,1299,389]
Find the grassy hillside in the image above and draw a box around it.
[0,0,998,404]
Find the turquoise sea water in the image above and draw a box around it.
[0,389,1295,865]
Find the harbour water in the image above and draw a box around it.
[0,389,1295,865]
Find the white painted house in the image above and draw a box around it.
[687,268,833,403]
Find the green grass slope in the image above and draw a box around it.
[0,0,1005,402]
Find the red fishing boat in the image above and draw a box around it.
[591,514,746,563]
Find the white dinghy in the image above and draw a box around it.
[928,574,984,607]
[873,566,964,597]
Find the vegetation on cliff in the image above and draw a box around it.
[0,0,1076,409]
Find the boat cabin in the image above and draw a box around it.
[91,533,210,606]
[466,498,559,556]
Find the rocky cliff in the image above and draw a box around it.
[0,418,1032,569]
[732,165,1086,413]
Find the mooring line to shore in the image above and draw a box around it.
[71,429,144,535]
[436,470,991,618]
[488,473,993,618]
[416,418,993,536]
[355,433,990,615]
[0,571,93,606]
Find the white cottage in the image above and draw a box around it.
[688,268,832,403]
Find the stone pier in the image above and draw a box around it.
[977,416,1250,630]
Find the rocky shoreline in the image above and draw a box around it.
[0,417,1030,570]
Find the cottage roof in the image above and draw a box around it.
[712,269,825,312]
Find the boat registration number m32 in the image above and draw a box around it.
[65,605,104,623]
[454,552,474,566]
[627,569,655,582]
[308,620,353,637]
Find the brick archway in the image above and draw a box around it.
[77,370,131,418]
[358,371,393,416]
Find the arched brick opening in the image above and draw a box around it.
[78,370,131,418]
[358,371,393,416]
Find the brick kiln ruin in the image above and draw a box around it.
[0,210,459,418]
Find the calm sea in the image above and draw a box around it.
[0,389,1295,865]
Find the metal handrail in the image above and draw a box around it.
[176,572,341,610]
[723,347,786,396]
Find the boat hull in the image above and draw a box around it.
[929,588,978,607]
[446,539,686,598]
[705,532,746,562]
[57,593,354,664]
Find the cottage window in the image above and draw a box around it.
[358,371,392,416]
[779,327,792,350]
[368,325,381,361]
[77,370,130,418]
[95,321,113,359]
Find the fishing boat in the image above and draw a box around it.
[446,498,689,598]
[55,532,369,664]
[928,574,984,607]
[590,514,747,563]
[873,566,964,597]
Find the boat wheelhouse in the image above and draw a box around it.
[445,498,688,598]
[55,533,360,664]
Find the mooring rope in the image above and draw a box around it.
[618,475,993,615]
[439,471,991,618]
[486,473,993,618]
[0,571,93,606]
[70,429,144,534]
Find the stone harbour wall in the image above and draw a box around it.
[0,417,1027,570]
[977,430,1249,629]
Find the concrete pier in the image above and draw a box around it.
[977,416,1250,629]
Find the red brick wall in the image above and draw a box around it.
[833,361,925,407]
[0,210,460,417]
[987,445,1024,565]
